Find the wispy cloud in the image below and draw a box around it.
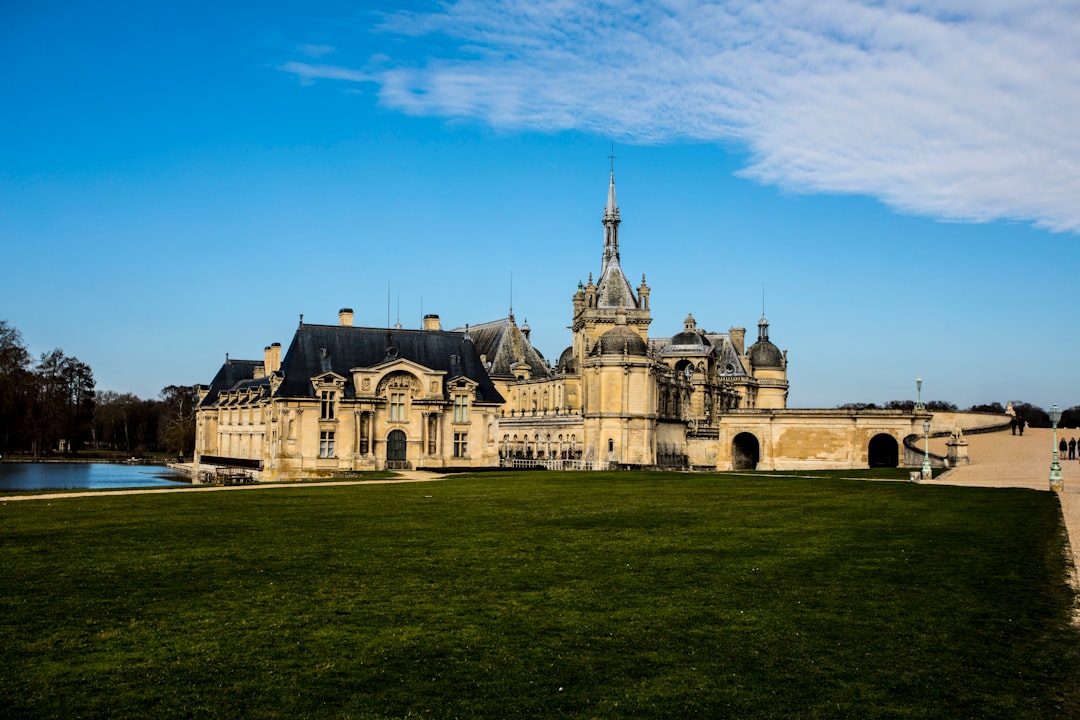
[298,44,335,59]
[279,61,370,84]
[284,0,1080,232]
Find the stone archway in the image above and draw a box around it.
[732,432,760,470]
[868,433,899,468]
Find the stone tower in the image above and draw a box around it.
[573,171,657,465]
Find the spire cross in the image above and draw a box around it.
[608,142,616,173]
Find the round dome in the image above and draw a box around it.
[557,346,579,373]
[748,339,784,369]
[595,326,649,356]
[667,330,711,349]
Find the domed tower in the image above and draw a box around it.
[746,315,789,409]
[570,170,652,368]
[581,310,656,466]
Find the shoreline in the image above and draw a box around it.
[0,457,170,466]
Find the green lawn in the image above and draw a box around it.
[2,472,1078,719]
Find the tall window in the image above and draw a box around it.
[454,394,469,423]
[320,390,335,420]
[390,392,405,422]
[319,431,335,458]
[453,432,468,458]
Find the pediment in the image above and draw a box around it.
[311,371,347,385]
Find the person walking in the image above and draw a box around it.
[1070,437,1077,461]
[1060,438,1068,459]
[1018,417,1026,436]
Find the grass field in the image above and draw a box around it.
[2,472,1078,719]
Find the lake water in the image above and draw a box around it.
[0,463,190,491]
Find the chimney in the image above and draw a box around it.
[264,342,282,373]
[423,314,441,331]
[730,327,746,356]
[339,308,354,327]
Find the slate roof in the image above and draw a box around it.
[458,317,551,380]
[199,359,264,407]
[648,333,750,377]
[748,339,784,369]
[595,262,638,309]
[273,323,504,404]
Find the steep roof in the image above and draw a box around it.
[595,263,638,309]
[596,170,639,309]
[199,359,264,407]
[273,323,504,403]
[458,316,551,380]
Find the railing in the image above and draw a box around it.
[385,460,412,470]
[902,434,947,468]
[501,458,611,471]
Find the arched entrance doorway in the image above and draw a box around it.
[387,429,407,467]
[868,433,899,468]
[732,432,760,470]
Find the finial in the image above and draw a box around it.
[299,313,303,326]
[608,142,616,173]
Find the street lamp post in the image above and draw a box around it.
[1050,404,1063,491]
[922,419,932,479]
[915,376,924,411]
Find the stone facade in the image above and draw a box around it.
[194,170,932,479]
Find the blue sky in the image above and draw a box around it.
[1,0,1077,410]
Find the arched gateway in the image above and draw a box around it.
[732,432,760,470]
[868,433,899,468]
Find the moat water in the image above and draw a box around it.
[0,463,189,492]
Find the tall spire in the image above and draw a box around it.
[759,283,769,341]
[601,170,621,273]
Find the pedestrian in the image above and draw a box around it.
[1018,418,1026,436]
[1070,437,1077,460]
[1010,417,1017,435]
[1060,438,1068,458]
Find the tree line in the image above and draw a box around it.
[836,399,1079,429]
[0,321,196,458]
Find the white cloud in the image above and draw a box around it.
[284,0,1080,232]
[279,61,369,84]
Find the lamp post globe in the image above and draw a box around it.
[1050,404,1064,491]
[921,419,932,479]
